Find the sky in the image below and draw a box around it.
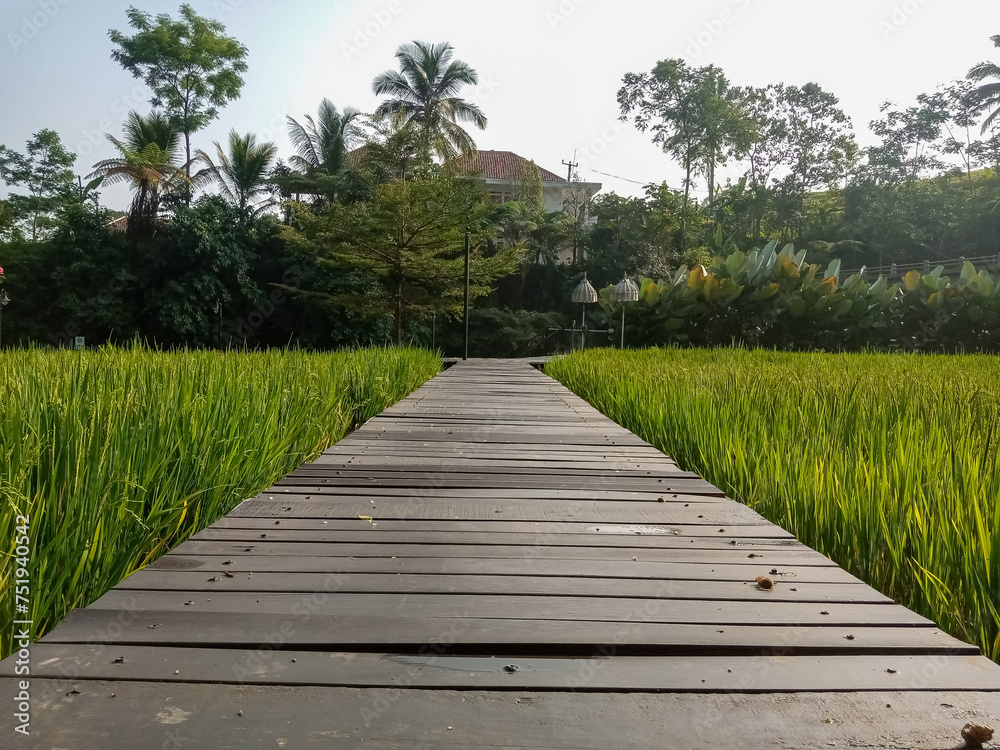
[1,0,998,210]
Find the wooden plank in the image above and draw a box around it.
[9,680,993,749]
[146,555,858,582]
[229,500,763,524]
[9,646,998,692]
[38,610,973,655]
[205,518,796,538]
[187,528,802,548]
[112,572,892,603]
[170,539,837,565]
[85,591,931,626]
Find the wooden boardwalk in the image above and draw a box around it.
[3,360,999,748]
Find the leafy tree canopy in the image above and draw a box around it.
[109,4,249,172]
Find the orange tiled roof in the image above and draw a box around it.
[453,151,567,183]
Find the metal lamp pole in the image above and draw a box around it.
[213,301,223,349]
[463,231,471,361]
[571,274,598,351]
[0,289,9,348]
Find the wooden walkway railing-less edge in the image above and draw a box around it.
[2,360,999,749]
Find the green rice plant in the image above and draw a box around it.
[0,346,440,658]
[547,348,1000,660]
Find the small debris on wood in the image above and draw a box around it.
[844,635,855,641]
[755,576,775,591]
[503,664,519,673]
[224,571,234,578]
[66,689,80,696]
[886,668,897,674]
[207,577,219,582]
[820,610,830,615]
[238,710,243,717]
[961,723,994,747]
[222,560,234,565]
[147,624,160,629]
[174,670,180,675]
[113,657,126,664]
[657,497,666,503]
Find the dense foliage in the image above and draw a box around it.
[597,242,1000,352]
[0,346,440,659]
[547,349,1000,661]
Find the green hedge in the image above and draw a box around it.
[601,242,1000,351]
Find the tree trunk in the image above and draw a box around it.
[396,281,403,346]
[185,129,193,207]
[680,159,692,251]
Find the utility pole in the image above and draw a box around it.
[562,151,579,184]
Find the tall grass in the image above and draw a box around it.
[547,349,1000,660]
[0,347,439,658]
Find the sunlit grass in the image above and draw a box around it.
[0,346,440,658]
[547,348,1000,660]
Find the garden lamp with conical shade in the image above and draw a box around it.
[571,274,598,350]
[611,277,640,348]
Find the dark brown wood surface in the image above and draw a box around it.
[3,359,998,749]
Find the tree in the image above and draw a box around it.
[282,99,364,199]
[89,111,190,237]
[968,34,1000,133]
[109,4,249,179]
[372,41,487,160]
[0,129,77,241]
[196,130,277,219]
[618,59,751,247]
[286,171,520,344]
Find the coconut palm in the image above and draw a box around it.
[89,111,189,236]
[195,130,278,218]
[969,35,1000,133]
[372,41,487,160]
[286,99,364,176]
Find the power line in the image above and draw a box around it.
[576,166,651,187]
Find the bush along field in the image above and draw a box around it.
[598,241,1000,351]
[0,347,440,659]
[547,349,1000,661]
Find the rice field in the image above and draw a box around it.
[547,348,1000,661]
[0,347,440,659]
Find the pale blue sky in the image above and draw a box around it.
[1,0,998,209]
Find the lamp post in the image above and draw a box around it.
[463,231,471,361]
[610,277,639,349]
[571,273,598,351]
[212,300,223,350]
[0,289,9,349]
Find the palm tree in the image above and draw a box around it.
[89,111,189,236]
[195,130,278,218]
[969,35,1000,133]
[287,99,364,177]
[372,41,487,160]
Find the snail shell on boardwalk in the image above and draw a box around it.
[961,723,994,747]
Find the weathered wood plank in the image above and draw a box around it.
[39,610,972,655]
[113,572,892,603]
[9,678,996,749]
[85,591,931,626]
[146,555,857,582]
[9,646,997,692]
